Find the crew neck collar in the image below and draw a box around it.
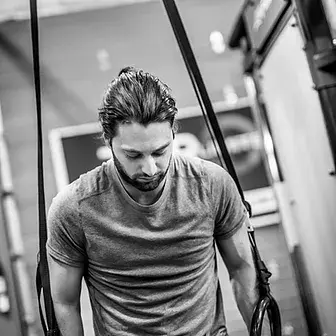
[108,158,174,213]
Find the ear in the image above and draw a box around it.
[102,135,111,149]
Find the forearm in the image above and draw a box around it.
[54,302,84,336]
[230,264,258,329]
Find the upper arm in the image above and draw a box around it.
[216,218,254,277]
[47,185,86,267]
[46,186,86,306]
[210,166,248,240]
[48,254,84,306]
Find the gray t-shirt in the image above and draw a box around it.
[47,154,247,336]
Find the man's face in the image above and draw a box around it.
[111,121,173,192]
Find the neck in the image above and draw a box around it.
[115,169,166,205]
[127,181,166,205]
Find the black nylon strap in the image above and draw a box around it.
[36,263,48,335]
[29,0,59,334]
[161,1,281,335]
[161,0,251,217]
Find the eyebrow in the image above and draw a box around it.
[122,141,171,154]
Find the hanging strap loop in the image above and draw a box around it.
[29,0,60,335]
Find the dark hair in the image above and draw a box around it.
[98,66,178,145]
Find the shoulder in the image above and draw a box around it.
[172,155,240,207]
[172,153,231,183]
[48,160,112,216]
[172,154,203,177]
[75,160,113,201]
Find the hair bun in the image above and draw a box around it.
[118,66,136,76]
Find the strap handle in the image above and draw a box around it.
[29,0,60,335]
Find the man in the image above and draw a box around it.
[47,67,259,336]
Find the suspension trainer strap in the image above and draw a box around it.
[29,1,59,335]
[161,0,252,217]
[161,1,281,335]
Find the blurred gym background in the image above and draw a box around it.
[1,1,336,335]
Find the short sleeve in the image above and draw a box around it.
[46,183,86,267]
[208,164,248,240]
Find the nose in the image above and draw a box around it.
[141,156,158,177]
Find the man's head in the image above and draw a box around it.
[111,121,173,192]
[98,67,178,192]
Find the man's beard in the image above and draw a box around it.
[112,151,171,192]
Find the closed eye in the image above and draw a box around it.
[152,149,166,157]
[126,153,141,160]
[124,144,169,160]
